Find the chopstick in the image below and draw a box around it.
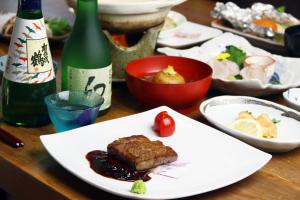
[0,128,24,148]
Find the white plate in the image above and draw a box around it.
[158,11,187,38]
[283,88,300,112]
[200,96,300,152]
[157,21,222,48]
[40,106,271,199]
[158,33,300,96]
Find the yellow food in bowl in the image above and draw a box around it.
[152,65,185,84]
[230,111,278,138]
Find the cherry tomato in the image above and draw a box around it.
[154,111,175,137]
[154,111,167,132]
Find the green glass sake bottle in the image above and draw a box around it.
[2,0,56,126]
[61,0,112,115]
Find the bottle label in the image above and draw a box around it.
[4,17,55,84]
[68,65,112,111]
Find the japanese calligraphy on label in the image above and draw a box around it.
[4,17,55,84]
[68,65,112,111]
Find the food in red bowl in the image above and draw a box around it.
[125,56,212,112]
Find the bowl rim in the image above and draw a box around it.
[44,90,104,111]
[125,55,213,86]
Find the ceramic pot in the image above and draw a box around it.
[104,23,163,81]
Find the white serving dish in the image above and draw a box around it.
[157,21,222,48]
[283,88,300,111]
[41,106,271,199]
[158,33,300,96]
[200,95,300,152]
[158,11,187,38]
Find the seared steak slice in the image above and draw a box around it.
[107,135,178,171]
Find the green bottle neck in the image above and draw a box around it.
[74,0,100,30]
[17,0,43,19]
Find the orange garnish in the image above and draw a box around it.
[252,19,278,32]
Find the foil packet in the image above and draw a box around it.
[211,2,300,38]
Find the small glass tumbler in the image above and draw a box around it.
[44,91,104,132]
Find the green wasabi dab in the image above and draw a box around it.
[130,180,147,194]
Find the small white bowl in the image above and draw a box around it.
[283,88,300,111]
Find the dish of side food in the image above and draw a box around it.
[157,33,300,96]
[200,96,300,152]
[41,106,271,199]
[159,11,187,38]
[211,2,299,46]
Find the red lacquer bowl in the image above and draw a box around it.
[126,56,213,112]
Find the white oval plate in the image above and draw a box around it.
[41,106,271,199]
[158,11,187,38]
[158,33,300,96]
[200,96,300,152]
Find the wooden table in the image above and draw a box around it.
[0,0,300,199]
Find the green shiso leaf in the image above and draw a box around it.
[270,79,281,85]
[234,74,243,80]
[225,45,247,69]
[272,118,281,124]
[276,6,286,13]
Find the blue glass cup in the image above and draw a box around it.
[44,91,104,132]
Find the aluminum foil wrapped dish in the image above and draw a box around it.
[211,2,300,44]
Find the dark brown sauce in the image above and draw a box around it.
[86,150,151,182]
